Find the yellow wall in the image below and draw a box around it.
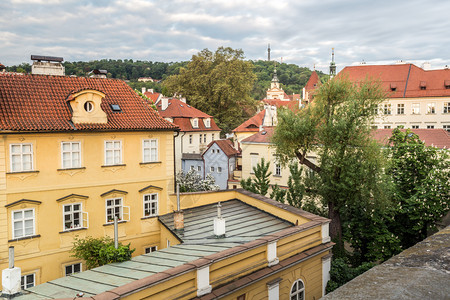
[0,130,175,286]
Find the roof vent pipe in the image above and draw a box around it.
[2,246,21,296]
[174,184,184,231]
[214,202,226,238]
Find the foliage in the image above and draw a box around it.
[71,236,135,270]
[135,90,158,111]
[163,47,257,132]
[240,158,271,196]
[285,163,304,208]
[176,170,219,192]
[272,76,389,259]
[326,258,374,294]
[387,128,450,249]
[270,184,287,203]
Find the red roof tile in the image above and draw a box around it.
[305,71,320,90]
[261,99,300,110]
[206,139,240,157]
[232,110,265,133]
[143,91,161,103]
[373,129,450,149]
[171,117,220,132]
[0,73,177,132]
[241,127,275,144]
[340,64,450,98]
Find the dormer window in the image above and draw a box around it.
[420,81,427,90]
[444,80,450,89]
[204,118,211,128]
[84,101,94,112]
[390,83,397,92]
[192,118,199,128]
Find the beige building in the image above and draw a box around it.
[340,63,450,131]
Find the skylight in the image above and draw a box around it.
[110,104,121,112]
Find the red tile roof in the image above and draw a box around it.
[241,127,275,144]
[206,139,240,157]
[261,99,300,110]
[340,64,450,98]
[156,98,221,132]
[143,91,161,103]
[305,71,320,90]
[0,73,176,132]
[232,109,265,133]
[373,129,450,149]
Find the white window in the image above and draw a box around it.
[12,209,35,239]
[106,198,123,223]
[105,141,122,165]
[190,165,195,171]
[397,103,405,115]
[192,118,199,128]
[444,102,450,114]
[250,156,259,173]
[412,103,420,114]
[212,134,215,141]
[145,246,158,254]
[443,125,450,132]
[427,102,436,114]
[427,125,435,129]
[61,142,81,169]
[21,273,35,289]
[204,134,207,143]
[384,125,391,129]
[189,135,193,144]
[383,103,392,115]
[143,139,158,162]
[210,166,215,172]
[290,279,305,300]
[275,163,281,176]
[10,143,33,172]
[63,203,83,230]
[204,118,211,128]
[199,134,202,144]
[217,167,222,173]
[65,263,81,276]
[412,125,419,129]
[143,193,158,217]
[197,166,202,172]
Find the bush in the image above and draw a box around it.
[71,236,135,269]
[326,258,374,294]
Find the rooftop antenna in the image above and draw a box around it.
[329,48,336,77]
[268,43,271,61]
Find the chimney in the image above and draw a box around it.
[214,202,226,238]
[180,97,186,103]
[142,87,146,94]
[2,247,21,297]
[174,184,184,231]
[149,89,154,93]
[0,63,5,72]
[161,97,169,111]
[31,55,65,76]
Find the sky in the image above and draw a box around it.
[1,0,449,73]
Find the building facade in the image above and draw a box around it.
[0,72,177,288]
[203,140,239,190]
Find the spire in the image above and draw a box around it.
[268,43,271,61]
[270,64,280,89]
[329,48,336,77]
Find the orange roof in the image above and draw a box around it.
[261,99,300,110]
[143,91,161,103]
[0,73,176,132]
[305,71,320,90]
[241,127,275,144]
[206,139,240,157]
[340,64,450,98]
[373,129,450,149]
[156,98,220,132]
[232,109,265,133]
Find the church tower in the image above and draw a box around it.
[270,65,280,89]
[329,48,336,77]
[268,44,271,61]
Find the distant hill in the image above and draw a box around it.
[5,59,328,99]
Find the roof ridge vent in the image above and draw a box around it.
[214,202,226,238]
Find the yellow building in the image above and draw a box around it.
[0,72,178,288]
[15,189,333,300]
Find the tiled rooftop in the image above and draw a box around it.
[373,129,450,149]
[17,199,293,299]
[0,73,176,131]
[232,109,265,133]
[204,139,240,157]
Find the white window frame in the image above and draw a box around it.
[412,103,420,115]
[142,139,158,163]
[212,134,215,141]
[106,197,129,223]
[210,166,215,172]
[61,141,81,169]
[12,208,35,239]
[199,134,202,144]
[204,118,211,128]
[427,102,436,114]
[427,125,435,129]
[443,125,450,132]
[189,135,193,144]
[250,156,259,174]
[444,102,450,114]
[384,125,391,129]
[143,193,158,217]
[21,273,35,290]
[203,134,207,143]
[412,125,419,129]
[145,245,158,254]
[290,279,305,300]
[197,165,202,172]
[65,262,82,276]
[275,163,281,176]
[397,103,405,115]
[10,143,33,172]
[104,140,122,166]
[192,118,199,128]
[217,167,222,173]
[63,203,88,231]
[383,103,392,115]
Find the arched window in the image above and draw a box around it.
[290,279,305,300]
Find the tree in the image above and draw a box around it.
[272,76,388,253]
[285,163,304,208]
[387,128,450,249]
[176,170,219,192]
[270,184,287,203]
[164,47,257,132]
[71,236,135,269]
[241,158,271,196]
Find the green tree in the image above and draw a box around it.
[176,170,219,192]
[272,76,389,255]
[387,128,450,249]
[241,158,271,196]
[285,163,304,208]
[270,184,286,203]
[164,47,257,132]
[71,236,135,269]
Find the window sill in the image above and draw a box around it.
[273,175,282,178]
[103,220,127,226]
[57,167,86,171]
[141,215,158,220]
[140,161,161,165]
[9,234,41,242]
[59,227,87,234]
[101,164,126,168]
[6,170,39,175]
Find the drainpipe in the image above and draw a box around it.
[173,129,180,191]
[2,246,21,297]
